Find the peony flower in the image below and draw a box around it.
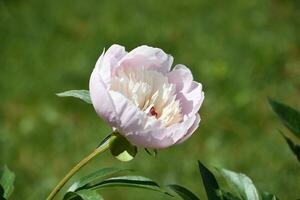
[89,44,204,149]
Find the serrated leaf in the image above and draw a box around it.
[86,175,170,196]
[282,134,300,163]
[68,167,130,192]
[0,165,15,199]
[168,184,200,200]
[217,168,260,200]
[269,98,300,138]
[198,161,220,200]
[261,191,279,200]
[64,190,103,200]
[109,133,137,162]
[57,90,92,104]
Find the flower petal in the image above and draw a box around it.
[126,128,175,149]
[89,55,119,127]
[167,64,204,115]
[118,45,173,74]
[167,114,196,142]
[176,113,201,144]
[130,113,198,148]
[97,44,127,84]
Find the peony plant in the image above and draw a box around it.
[47,44,205,200]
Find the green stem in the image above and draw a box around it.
[46,137,113,200]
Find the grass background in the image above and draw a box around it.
[0,0,300,199]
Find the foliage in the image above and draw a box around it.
[0,166,15,200]
[168,184,200,200]
[63,167,170,200]
[269,98,300,163]
[169,161,279,200]
[57,90,92,104]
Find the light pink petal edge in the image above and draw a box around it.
[118,45,173,74]
[176,113,201,144]
[97,44,127,84]
[167,64,204,115]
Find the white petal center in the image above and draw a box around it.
[110,67,182,126]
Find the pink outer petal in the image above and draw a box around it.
[125,118,198,148]
[89,66,119,127]
[97,44,127,84]
[167,64,204,115]
[89,44,127,125]
[167,114,196,142]
[117,45,173,74]
[176,114,200,144]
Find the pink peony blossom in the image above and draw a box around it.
[89,45,204,149]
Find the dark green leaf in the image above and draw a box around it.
[57,90,92,104]
[64,190,103,200]
[144,148,152,156]
[144,149,158,157]
[0,186,4,200]
[217,168,260,200]
[109,133,137,162]
[216,190,241,200]
[86,176,171,196]
[269,98,300,138]
[153,149,158,157]
[282,134,300,163]
[168,184,200,200]
[261,191,279,200]
[0,165,15,199]
[198,161,220,200]
[68,167,130,192]
[97,134,113,148]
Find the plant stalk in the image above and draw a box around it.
[46,138,112,200]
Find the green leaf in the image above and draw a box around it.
[0,186,4,199]
[269,98,300,138]
[198,161,220,200]
[144,149,158,157]
[109,133,137,162]
[64,190,103,200]
[0,185,4,194]
[86,175,170,196]
[261,191,279,200]
[97,134,113,148]
[144,148,152,156]
[57,90,92,104]
[68,167,130,192]
[282,134,300,163]
[217,168,260,200]
[168,184,200,200]
[216,190,242,200]
[0,165,15,199]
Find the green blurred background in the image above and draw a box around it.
[0,0,300,199]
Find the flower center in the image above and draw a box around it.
[110,67,183,126]
[149,106,158,118]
